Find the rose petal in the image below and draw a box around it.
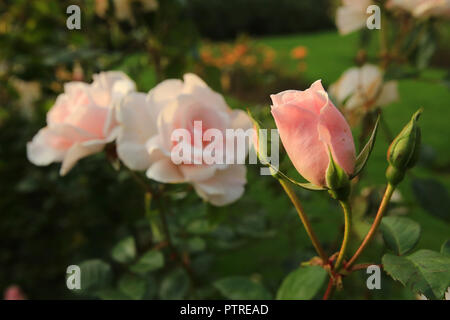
[146,158,184,183]
[193,165,247,206]
[116,92,156,170]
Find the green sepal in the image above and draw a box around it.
[350,115,380,179]
[277,171,327,191]
[247,109,269,166]
[326,148,350,200]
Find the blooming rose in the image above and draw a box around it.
[116,73,252,206]
[387,0,450,18]
[329,64,398,115]
[27,71,135,175]
[271,80,356,187]
[329,64,399,112]
[336,0,373,35]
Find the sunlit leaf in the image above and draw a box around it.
[380,216,421,255]
[130,250,164,275]
[111,236,136,264]
[276,266,328,300]
[382,250,450,300]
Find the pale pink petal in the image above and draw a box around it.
[65,103,109,138]
[147,79,184,118]
[180,164,218,181]
[116,92,156,170]
[60,141,104,176]
[270,90,297,107]
[271,81,326,115]
[318,98,356,177]
[146,158,184,183]
[27,125,94,167]
[230,109,252,131]
[271,103,329,186]
[27,128,67,166]
[193,165,247,206]
[183,73,208,89]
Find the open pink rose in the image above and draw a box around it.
[27,71,135,175]
[116,73,252,206]
[271,80,356,187]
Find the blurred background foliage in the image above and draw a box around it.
[0,0,449,299]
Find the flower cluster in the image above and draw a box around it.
[27,72,252,206]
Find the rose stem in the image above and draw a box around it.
[323,277,335,300]
[334,200,352,271]
[345,183,395,269]
[278,178,328,263]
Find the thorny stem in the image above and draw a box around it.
[323,277,335,300]
[278,178,328,263]
[346,183,395,269]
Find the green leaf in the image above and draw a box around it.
[411,178,450,222]
[441,240,450,257]
[351,115,379,178]
[159,268,190,300]
[111,236,136,264]
[382,250,450,299]
[118,274,147,300]
[380,216,421,255]
[130,250,164,275]
[78,259,112,292]
[276,266,328,300]
[214,276,272,300]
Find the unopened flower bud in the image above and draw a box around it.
[386,109,422,186]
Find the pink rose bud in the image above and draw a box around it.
[4,285,26,300]
[270,80,356,187]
